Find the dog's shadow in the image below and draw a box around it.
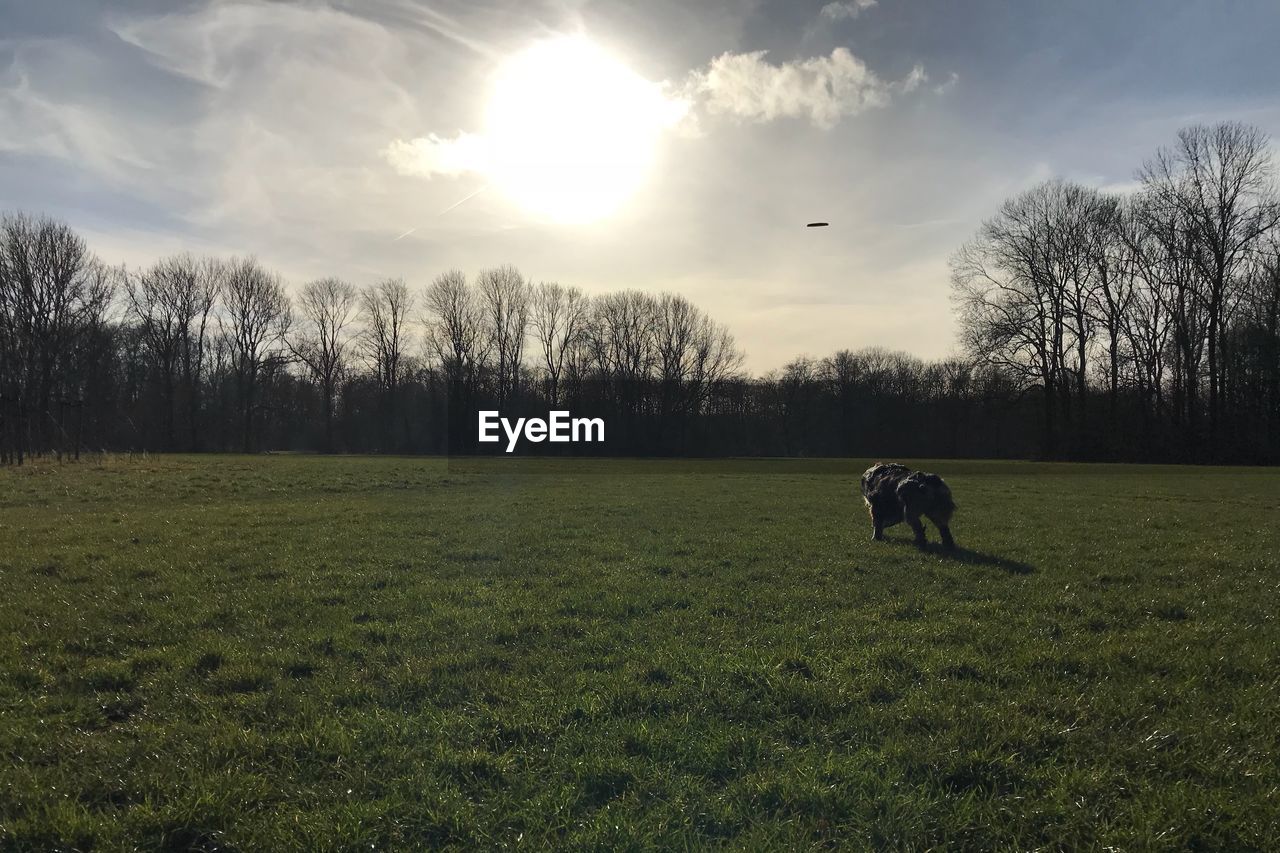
[886,538,1035,575]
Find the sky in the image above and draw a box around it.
[3,0,1279,371]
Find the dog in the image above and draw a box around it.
[860,462,956,550]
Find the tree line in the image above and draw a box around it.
[2,121,1278,464]
[0,214,1033,462]
[952,121,1280,462]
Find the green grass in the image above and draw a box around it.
[1,455,1278,850]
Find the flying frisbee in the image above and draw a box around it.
[806,222,829,227]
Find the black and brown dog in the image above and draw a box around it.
[860,462,956,550]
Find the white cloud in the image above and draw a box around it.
[92,1,461,243]
[0,0,514,284]
[819,0,878,22]
[933,71,959,95]
[688,47,892,129]
[387,43,924,186]
[1085,177,1143,195]
[383,132,490,178]
[899,64,927,93]
[0,40,169,182]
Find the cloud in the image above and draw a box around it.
[899,64,927,93]
[933,72,959,95]
[383,132,490,179]
[819,0,878,22]
[687,47,892,129]
[386,43,924,184]
[93,1,455,240]
[0,0,512,282]
[0,59,157,180]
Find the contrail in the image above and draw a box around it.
[437,184,488,216]
[408,4,498,58]
[392,185,489,242]
[374,0,498,59]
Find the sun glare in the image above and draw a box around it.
[483,37,681,224]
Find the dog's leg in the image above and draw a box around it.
[870,507,884,541]
[925,509,956,551]
[905,510,927,547]
[936,522,956,551]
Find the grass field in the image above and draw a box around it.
[1,455,1278,850]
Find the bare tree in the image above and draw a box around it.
[952,179,1113,453]
[423,269,485,386]
[476,265,529,407]
[290,277,357,452]
[530,281,588,406]
[360,278,413,393]
[1139,122,1280,442]
[590,290,658,382]
[653,292,743,413]
[1128,188,1210,447]
[777,355,821,456]
[952,183,1064,453]
[182,257,222,451]
[1051,183,1107,430]
[359,278,413,450]
[1225,239,1280,449]
[689,313,743,394]
[1084,194,1135,423]
[0,213,113,462]
[1248,241,1280,442]
[655,293,699,387]
[220,257,290,453]
[126,263,184,449]
[125,253,222,450]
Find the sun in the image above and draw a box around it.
[483,36,682,224]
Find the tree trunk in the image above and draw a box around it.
[241,377,255,454]
[323,384,334,453]
[1042,376,1056,458]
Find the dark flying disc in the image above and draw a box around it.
[807,222,829,227]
